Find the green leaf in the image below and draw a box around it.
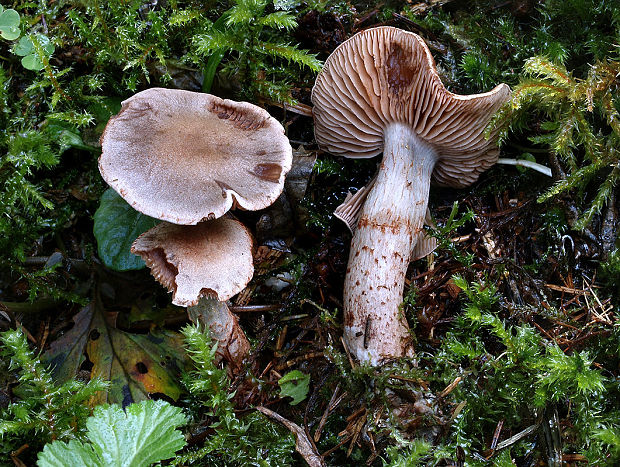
[384,438,431,466]
[535,346,606,405]
[37,400,187,467]
[88,401,187,466]
[201,14,228,94]
[45,120,95,153]
[93,188,159,271]
[38,440,99,467]
[14,34,54,70]
[14,35,34,56]
[258,41,322,71]
[21,54,45,71]
[0,7,20,41]
[36,34,55,56]
[226,0,266,26]
[258,11,297,30]
[278,370,310,405]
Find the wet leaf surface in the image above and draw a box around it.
[278,369,310,405]
[93,188,159,271]
[45,297,186,406]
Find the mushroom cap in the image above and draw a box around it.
[131,217,254,307]
[100,88,293,224]
[311,26,511,188]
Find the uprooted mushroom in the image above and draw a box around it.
[99,88,292,369]
[312,26,510,365]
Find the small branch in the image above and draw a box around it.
[0,299,59,314]
[257,407,326,467]
[497,158,552,177]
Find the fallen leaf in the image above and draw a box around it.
[45,297,186,406]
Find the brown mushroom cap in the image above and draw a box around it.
[131,217,254,307]
[311,26,511,188]
[100,88,292,224]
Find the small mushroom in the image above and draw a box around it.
[131,218,254,308]
[312,27,510,364]
[99,88,293,368]
[131,219,253,370]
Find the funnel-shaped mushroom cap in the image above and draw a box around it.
[312,26,511,188]
[100,88,293,224]
[131,217,254,307]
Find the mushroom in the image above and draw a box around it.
[99,88,292,367]
[130,218,255,308]
[311,26,510,364]
[100,87,291,225]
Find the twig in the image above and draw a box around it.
[448,401,467,426]
[321,433,352,458]
[275,325,287,353]
[530,319,557,343]
[280,313,310,322]
[257,407,326,467]
[340,336,356,369]
[276,351,324,370]
[0,299,58,314]
[440,376,462,397]
[545,283,591,295]
[497,158,552,177]
[490,420,504,451]
[229,304,279,313]
[346,410,367,457]
[345,406,367,424]
[495,424,538,450]
[16,322,37,344]
[314,384,343,442]
[258,98,313,117]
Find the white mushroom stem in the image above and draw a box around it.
[343,123,437,364]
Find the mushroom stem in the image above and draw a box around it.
[343,123,437,364]
[188,298,250,372]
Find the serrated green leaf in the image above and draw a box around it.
[0,8,20,41]
[88,401,187,467]
[93,188,159,271]
[259,11,297,30]
[38,439,100,467]
[278,370,310,405]
[37,400,187,467]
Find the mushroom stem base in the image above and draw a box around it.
[343,123,437,365]
[188,298,250,372]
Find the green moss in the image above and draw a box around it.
[0,329,107,464]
